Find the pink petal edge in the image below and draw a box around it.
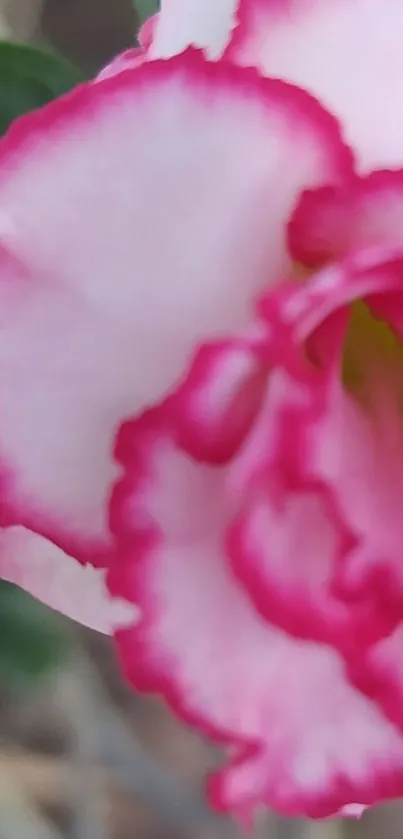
[289,170,403,269]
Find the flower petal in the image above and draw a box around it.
[313,373,403,621]
[262,248,403,345]
[0,51,352,562]
[289,171,403,269]
[109,405,403,820]
[262,251,403,620]
[150,0,237,59]
[230,0,403,169]
[138,13,158,50]
[228,369,390,650]
[97,48,145,81]
[0,527,136,633]
[340,804,366,819]
[353,626,403,735]
[175,333,268,464]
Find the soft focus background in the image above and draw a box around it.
[0,2,400,836]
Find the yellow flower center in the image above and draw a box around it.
[342,301,403,414]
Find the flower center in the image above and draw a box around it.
[342,300,403,415]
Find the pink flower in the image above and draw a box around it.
[2,0,403,821]
[0,43,352,625]
[106,0,403,820]
[108,245,403,820]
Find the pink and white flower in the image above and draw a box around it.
[108,244,403,819]
[0,44,352,629]
[3,0,403,821]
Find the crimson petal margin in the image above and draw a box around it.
[289,170,403,269]
[0,50,353,564]
[174,332,268,464]
[352,627,403,738]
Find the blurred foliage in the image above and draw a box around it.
[0,40,82,685]
[135,0,159,24]
[0,40,84,135]
[0,582,69,687]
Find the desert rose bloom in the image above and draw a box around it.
[106,0,403,822]
[108,248,403,820]
[1,0,403,821]
[0,42,352,621]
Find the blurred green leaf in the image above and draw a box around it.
[0,40,84,134]
[0,582,69,687]
[135,0,159,23]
